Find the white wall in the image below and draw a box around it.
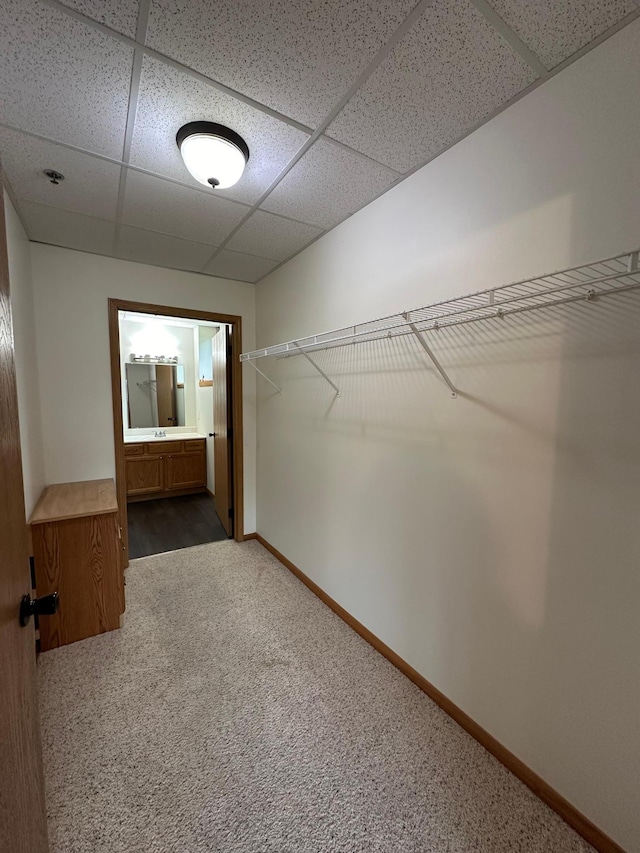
[255,21,640,853]
[4,192,45,519]
[29,245,257,532]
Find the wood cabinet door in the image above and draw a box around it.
[166,452,206,490]
[34,513,123,651]
[125,455,165,495]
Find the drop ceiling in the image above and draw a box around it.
[1,0,638,284]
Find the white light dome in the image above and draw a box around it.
[177,122,249,190]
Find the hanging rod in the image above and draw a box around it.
[240,249,640,367]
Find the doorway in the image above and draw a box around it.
[108,299,245,567]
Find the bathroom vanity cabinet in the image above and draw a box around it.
[125,438,206,500]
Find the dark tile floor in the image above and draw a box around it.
[127,493,228,559]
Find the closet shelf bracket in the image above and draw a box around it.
[404,317,457,398]
[294,342,340,397]
[247,361,281,393]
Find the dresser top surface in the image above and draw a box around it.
[29,479,118,525]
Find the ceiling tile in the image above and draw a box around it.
[489,0,639,70]
[326,0,538,173]
[116,225,215,271]
[0,0,134,159]
[226,210,322,261]
[129,56,309,205]
[57,0,139,38]
[203,249,279,282]
[122,169,247,245]
[19,201,115,255]
[0,128,121,219]
[261,137,398,229]
[146,0,416,127]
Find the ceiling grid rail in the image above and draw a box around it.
[241,248,640,396]
[112,0,152,255]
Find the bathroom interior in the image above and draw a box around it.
[118,310,229,557]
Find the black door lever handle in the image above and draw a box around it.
[208,432,216,437]
[20,592,59,627]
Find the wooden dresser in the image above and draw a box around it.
[125,437,206,500]
[29,479,124,651]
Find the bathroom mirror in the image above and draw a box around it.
[125,362,186,429]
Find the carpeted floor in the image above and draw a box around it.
[38,540,593,853]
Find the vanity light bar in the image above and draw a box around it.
[130,354,179,364]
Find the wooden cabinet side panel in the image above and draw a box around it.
[34,513,122,651]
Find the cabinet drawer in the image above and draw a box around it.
[145,441,183,454]
[184,439,206,451]
[124,443,144,456]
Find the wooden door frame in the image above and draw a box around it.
[108,298,245,566]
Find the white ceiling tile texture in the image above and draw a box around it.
[57,0,140,38]
[326,0,538,173]
[122,170,247,246]
[1,0,637,280]
[122,169,247,245]
[226,210,323,261]
[489,0,640,70]
[145,0,417,127]
[0,0,134,158]
[20,201,116,255]
[0,128,122,219]
[262,137,398,228]
[129,56,310,205]
[116,225,216,271]
[203,249,280,282]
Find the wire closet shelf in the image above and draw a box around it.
[240,248,640,397]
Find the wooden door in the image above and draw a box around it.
[212,326,233,536]
[0,178,50,851]
[166,451,206,490]
[155,364,177,427]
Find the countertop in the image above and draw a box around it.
[29,479,118,524]
[124,432,207,443]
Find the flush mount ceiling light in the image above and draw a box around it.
[176,122,249,190]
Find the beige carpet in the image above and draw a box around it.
[38,540,593,852]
